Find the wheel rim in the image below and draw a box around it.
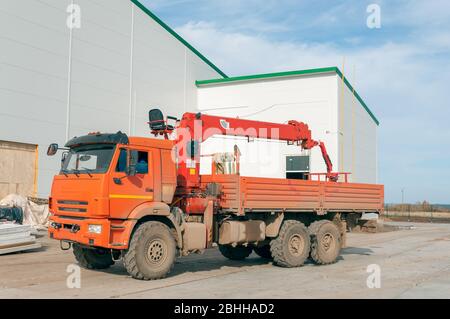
[321,232,335,252]
[288,234,305,256]
[145,239,167,265]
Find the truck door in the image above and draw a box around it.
[108,148,154,219]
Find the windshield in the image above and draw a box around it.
[61,144,115,174]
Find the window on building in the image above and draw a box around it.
[286,155,310,180]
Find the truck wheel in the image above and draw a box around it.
[253,245,273,259]
[270,220,310,268]
[219,244,252,260]
[73,244,114,270]
[309,220,341,265]
[123,221,176,280]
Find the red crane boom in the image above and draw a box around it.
[170,112,339,189]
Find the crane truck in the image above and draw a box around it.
[47,109,384,280]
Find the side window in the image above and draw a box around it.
[116,149,127,172]
[136,151,148,174]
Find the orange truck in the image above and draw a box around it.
[47,110,384,280]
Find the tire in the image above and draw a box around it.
[123,221,177,280]
[73,244,114,270]
[270,220,310,268]
[253,245,273,259]
[219,244,252,260]
[309,220,341,265]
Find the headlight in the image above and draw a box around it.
[88,224,102,234]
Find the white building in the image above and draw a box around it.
[0,0,224,198]
[0,0,379,198]
[197,68,379,183]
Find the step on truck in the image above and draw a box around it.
[47,109,384,280]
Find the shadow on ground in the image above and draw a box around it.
[341,246,373,256]
[100,250,273,278]
[83,246,374,279]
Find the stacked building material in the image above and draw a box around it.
[0,194,50,230]
[0,223,41,255]
[0,206,23,224]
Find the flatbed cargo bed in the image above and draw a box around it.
[201,175,384,215]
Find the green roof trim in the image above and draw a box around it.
[196,67,379,126]
[195,67,336,85]
[130,0,228,79]
[334,68,379,126]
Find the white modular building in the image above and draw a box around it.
[196,68,379,184]
[0,0,379,198]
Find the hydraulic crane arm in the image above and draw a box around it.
[172,112,338,188]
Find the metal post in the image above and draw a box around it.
[401,188,404,207]
[65,0,75,141]
[430,204,433,223]
[401,188,408,221]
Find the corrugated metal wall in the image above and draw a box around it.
[197,73,378,184]
[0,0,223,197]
[338,77,378,183]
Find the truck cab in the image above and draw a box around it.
[48,132,178,253]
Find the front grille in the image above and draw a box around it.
[57,199,88,214]
[59,215,86,220]
[58,200,88,205]
[59,207,87,213]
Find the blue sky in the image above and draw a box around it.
[142,0,450,204]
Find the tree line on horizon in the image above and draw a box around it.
[385,201,450,212]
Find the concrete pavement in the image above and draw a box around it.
[0,221,449,299]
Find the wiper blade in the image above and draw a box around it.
[80,167,93,177]
[72,169,81,177]
[61,169,69,177]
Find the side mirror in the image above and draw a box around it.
[47,143,59,156]
[126,150,138,176]
[61,151,68,168]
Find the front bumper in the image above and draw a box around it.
[48,215,135,250]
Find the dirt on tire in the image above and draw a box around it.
[309,220,341,265]
[219,244,252,260]
[73,244,114,270]
[270,220,310,268]
[123,221,176,280]
[253,245,273,259]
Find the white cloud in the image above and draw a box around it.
[176,21,339,75]
[176,18,450,203]
[382,0,450,28]
[145,0,198,10]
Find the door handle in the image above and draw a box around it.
[145,188,153,192]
